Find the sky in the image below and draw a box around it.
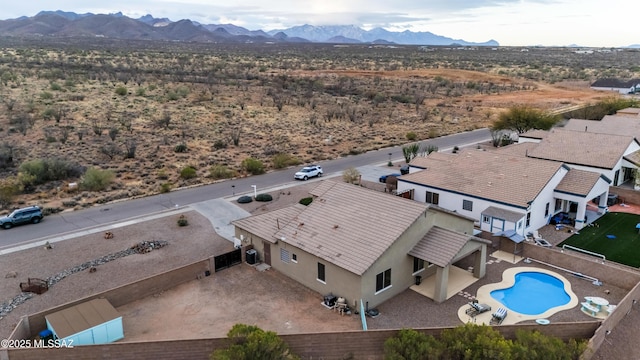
[1,1,637,47]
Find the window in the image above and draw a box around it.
[280,248,290,263]
[525,212,531,227]
[425,191,439,205]
[555,199,562,211]
[462,199,473,211]
[291,253,297,263]
[376,269,392,293]
[482,215,490,224]
[545,202,550,217]
[317,262,325,283]
[413,258,424,274]
[517,221,522,229]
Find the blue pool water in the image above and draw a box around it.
[490,272,570,315]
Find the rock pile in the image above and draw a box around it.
[131,240,169,254]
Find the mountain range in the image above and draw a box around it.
[0,11,499,46]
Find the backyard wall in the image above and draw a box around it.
[3,322,600,360]
[14,257,212,340]
[523,243,640,290]
[610,186,640,206]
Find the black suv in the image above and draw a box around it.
[0,206,43,229]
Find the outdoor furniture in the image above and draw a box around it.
[588,296,609,309]
[581,302,599,316]
[465,301,491,317]
[490,307,508,325]
[606,305,617,315]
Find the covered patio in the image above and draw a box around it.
[408,226,491,303]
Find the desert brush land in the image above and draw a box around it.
[0,37,636,212]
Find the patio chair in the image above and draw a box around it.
[465,301,491,317]
[490,307,508,325]
[532,230,543,240]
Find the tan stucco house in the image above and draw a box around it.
[232,180,489,307]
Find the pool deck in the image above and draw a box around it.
[456,267,580,325]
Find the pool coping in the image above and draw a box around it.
[457,267,579,325]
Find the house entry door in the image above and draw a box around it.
[263,242,271,265]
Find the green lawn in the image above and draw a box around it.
[558,212,640,268]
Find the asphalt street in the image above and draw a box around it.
[0,128,491,249]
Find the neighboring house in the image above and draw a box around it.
[232,180,490,305]
[520,128,640,187]
[562,115,640,138]
[397,148,611,233]
[590,78,640,94]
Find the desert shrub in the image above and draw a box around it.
[115,86,127,96]
[241,158,265,175]
[180,166,197,179]
[80,168,114,191]
[40,91,53,100]
[209,165,234,180]
[0,143,14,169]
[255,193,273,202]
[50,82,62,91]
[211,324,299,360]
[42,107,56,120]
[384,328,441,360]
[174,143,188,153]
[299,197,313,206]
[136,87,146,96]
[406,131,417,141]
[177,215,188,227]
[157,169,169,180]
[160,183,172,193]
[342,167,360,184]
[237,195,253,204]
[19,158,83,186]
[0,176,22,208]
[272,153,301,169]
[213,139,227,150]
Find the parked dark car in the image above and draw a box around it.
[379,173,401,183]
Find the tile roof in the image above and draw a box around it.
[563,116,640,137]
[624,150,640,167]
[481,206,524,223]
[409,152,456,169]
[526,129,635,169]
[408,226,488,267]
[518,129,549,139]
[494,142,538,157]
[232,205,306,243]
[591,78,640,88]
[237,180,429,275]
[399,150,564,208]
[554,169,608,196]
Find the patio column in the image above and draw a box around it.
[433,265,450,303]
[574,204,586,230]
[473,244,487,279]
[597,193,608,214]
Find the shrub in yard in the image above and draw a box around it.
[177,215,188,227]
[255,193,273,202]
[237,195,253,204]
[180,166,197,179]
[299,197,313,206]
[81,168,114,191]
[342,167,360,184]
[241,157,265,175]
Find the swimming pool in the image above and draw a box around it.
[490,272,571,315]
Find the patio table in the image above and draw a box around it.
[588,296,609,310]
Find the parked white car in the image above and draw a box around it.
[294,165,323,180]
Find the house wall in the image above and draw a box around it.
[360,211,433,308]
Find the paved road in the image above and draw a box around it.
[1,128,490,248]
